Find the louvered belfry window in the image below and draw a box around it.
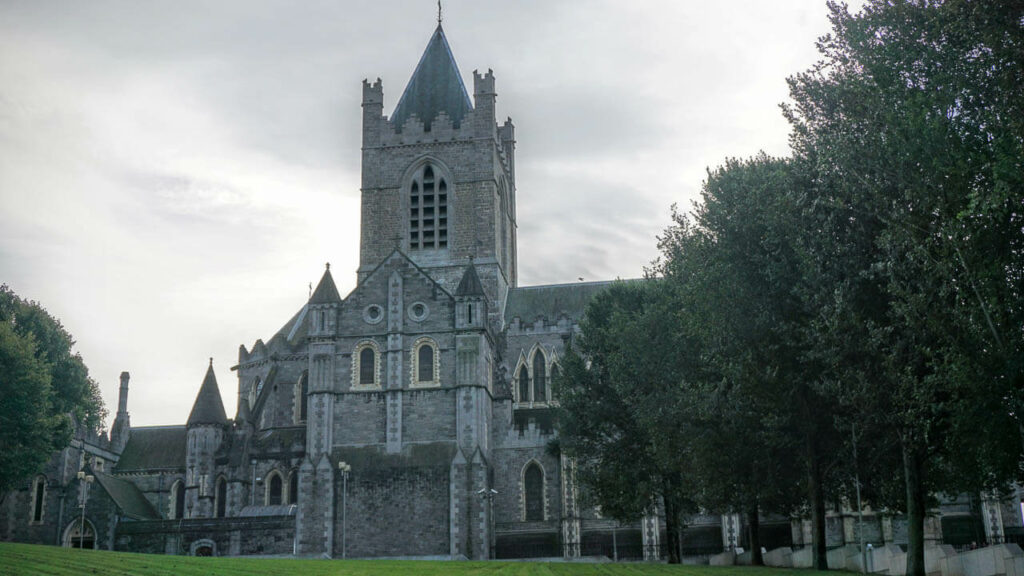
[410,164,448,250]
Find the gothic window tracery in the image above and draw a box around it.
[295,370,309,423]
[409,163,448,250]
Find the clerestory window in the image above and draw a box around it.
[409,164,448,250]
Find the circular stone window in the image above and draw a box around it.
[363,304,384,325]
[408,302,429,322]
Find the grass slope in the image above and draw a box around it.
[0,542,810,576]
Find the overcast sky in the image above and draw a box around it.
[0,0,863,428]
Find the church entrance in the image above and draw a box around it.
[63,519,96,549]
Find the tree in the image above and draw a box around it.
[784,2,1024,574]
[0,322,63,496]
[659,155,841,568]
[0,285,105,495]
[555,279,697,563]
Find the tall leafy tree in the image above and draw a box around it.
[660,155,841,568]
[555,279,697,563]
[785,2,1024,574]
[0,285,105,495]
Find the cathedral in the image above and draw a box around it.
[3,20,1010,562]
[0,22,666,560]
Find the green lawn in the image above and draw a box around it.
[0,542,818,576]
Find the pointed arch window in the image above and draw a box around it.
[30,475,46,524]
[171,480,185,519]
[523,462,545,521]
[288,470,298,505]
[533,351,547,402]
[518,366,529,403]
[410,163,448,250]
[215,476,227,518]
[296,370,309,423]
[266,471,283,506]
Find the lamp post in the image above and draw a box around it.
[338,461,351,559]
[76,471,94,550]
[477,487,498,559]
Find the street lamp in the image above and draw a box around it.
[338,461,351,559]
[477,487,498,559]
[76,471,94,550]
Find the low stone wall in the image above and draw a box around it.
[115,516,295,557]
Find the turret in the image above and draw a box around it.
[472,69,496,138]
[308,263,342,338]
[185,359,227,518]
[455,261,487,330]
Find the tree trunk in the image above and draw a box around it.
[903,441,927,576]
[663,488,682,564]
[748,505,763,566]
[809,445,829,570]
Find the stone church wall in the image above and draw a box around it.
[401,388,457,443]
[115,516,294,556]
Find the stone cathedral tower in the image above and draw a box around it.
[358,24,518,317]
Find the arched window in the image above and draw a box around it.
[353,340,381,388]
[518,365,529,402]
[215,476,227,518]
[418,345,434,382]
[288,470,298,505]
[267,472,283,506]
[171,480,185,519]
[30,475,46,523]
[297,370,309,422]
[524,462,544,521]
[409,163,448,250]
[411,338,439,387]
[533,351,547,402]
[549,363,560,398]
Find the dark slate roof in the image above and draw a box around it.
[114,426,187,472]
[309,264,342,305]
[391,24,473,132]
[455,262,485,297]
[504,280,630,324]
[94,472,159,520]
[187,362,228,427]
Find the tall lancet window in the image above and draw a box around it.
[410,164,448,250]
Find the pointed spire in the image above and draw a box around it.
[187,360,228,427]
[310,262,342,305]
[455,261,485,297]
[391,24,472,132]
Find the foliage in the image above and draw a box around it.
[781,1,1024,574]
[0,285,105,494]
[555,280,697,563]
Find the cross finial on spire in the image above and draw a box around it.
[437,0,442,25]
[209,357,213,367]
[326,262,330,271]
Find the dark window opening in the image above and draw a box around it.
[519,369,530,402]
[174,483,185,519]
[299,371,309,421]
[288,471,298,505]
[418,344,434,382]
[32,477,45,522]
[524,463,544,521]
[268,474,282,506]
[533,352,547,402]
[215,477,226,518]
[359,347,375,385]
